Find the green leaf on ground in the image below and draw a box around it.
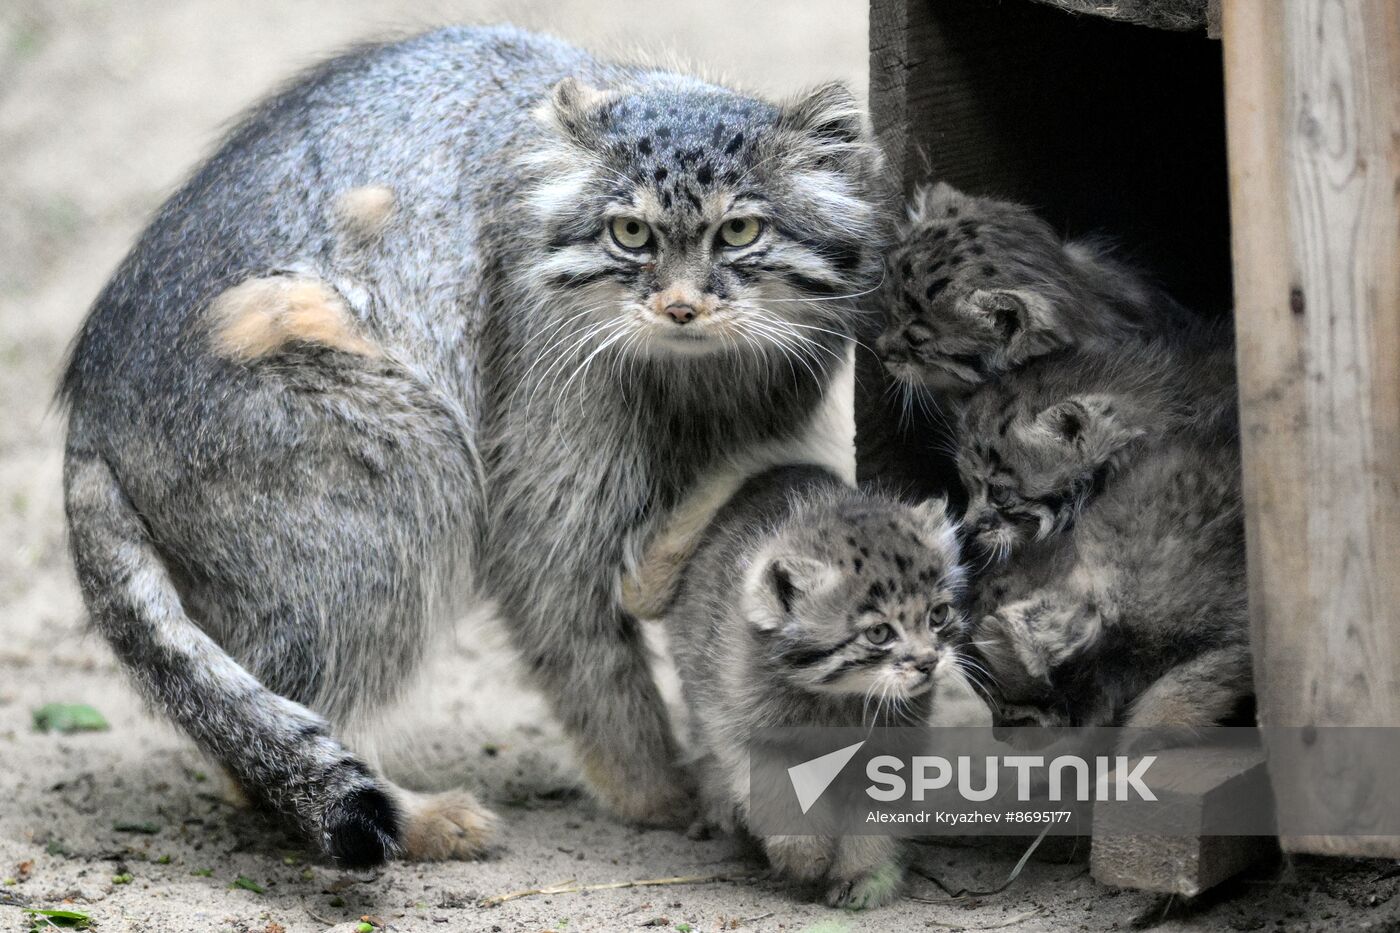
[355,923,375,933]
[111,873,132,885]
[231,876,265,894]
[31,704,109,734]
[23,907,92,929]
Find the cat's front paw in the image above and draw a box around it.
[825,858,904,910]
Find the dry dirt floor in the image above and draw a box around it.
[2,2,1398,931]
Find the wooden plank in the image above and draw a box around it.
[1090,746,1276,897]
[1222,0,1400,858]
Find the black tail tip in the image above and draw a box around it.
[323,786,402,869]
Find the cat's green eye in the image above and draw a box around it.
[865,623,894,646]
[718,217,763,248]
[610,216,653,250]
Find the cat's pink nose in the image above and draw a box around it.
[665,303,697,324]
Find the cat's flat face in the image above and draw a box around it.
[746,496,967,705]
[525,77,879,364]
[956,381,1145,562]
[874,184,1073,396]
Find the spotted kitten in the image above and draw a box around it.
[956,324,1236,561]
[956,334,1249,733]
[665,465,965,909]
[876,182,1184,398]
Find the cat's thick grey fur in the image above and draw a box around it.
[665,464,965,909]
[950,304,1248,734]
[956,322,1236,560]
[962,397,1249,734]
[59,26,883,866]
[871,181,1248,736]
[876,182,1185,400]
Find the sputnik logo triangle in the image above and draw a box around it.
[786,740,866,814]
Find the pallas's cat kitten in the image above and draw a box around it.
[59,26,882,865]
[665,465,966,909]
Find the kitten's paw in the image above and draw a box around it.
[321,785,403,869]
[825,859,904,910]
[400,789,497,861]
[764,835,834,883]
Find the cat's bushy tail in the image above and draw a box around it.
[63,452,402,867]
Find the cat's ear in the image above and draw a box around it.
[1033,394,1145,460]
[964,289,1064,358]
[747,553,839,631]
[776,82,878,175]
[536,77,616,146]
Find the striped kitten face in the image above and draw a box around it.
[957,384,1146,562]
[875,184,1074,395]
[525,77,879,365]
[745,496,966,705]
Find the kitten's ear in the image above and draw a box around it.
[908,181,963,224]
[536,77,616,145]
[747,553,838,631]
[776,82,878,174]
[1034,394,1145,460]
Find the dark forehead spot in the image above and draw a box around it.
[725,132,745,155]
[644,106,658,119]
[637,137,653,156]
[868,580,887,602]
[711,121,726,145]
[696,163,714,186]
[656,126,672,139]
[653,165,668,182]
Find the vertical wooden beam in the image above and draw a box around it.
[1223,0,1400,857]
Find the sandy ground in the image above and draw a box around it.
[2,2,1400,931]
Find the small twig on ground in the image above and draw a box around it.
[478,873,748,907]
[914,824,1051,900]
[741,911,775,923]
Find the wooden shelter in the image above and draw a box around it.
[867,0,1400,891]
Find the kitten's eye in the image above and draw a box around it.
[927,605,954,630]
[610,217,653,250]
[865,623,894,646]
[718,217,763,249]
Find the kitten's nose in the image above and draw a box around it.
[914,656,938,674]
[904,327,930,347]
[665,303,697,324]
